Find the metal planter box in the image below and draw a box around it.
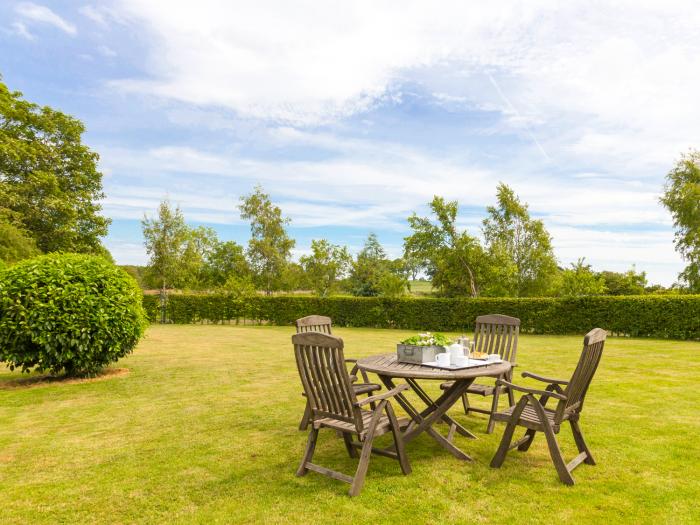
[397,344,445,364]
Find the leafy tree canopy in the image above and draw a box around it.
[483,183,558,297]
[142,200,192,290]
[0,215,40,263]
[348,233,408,297]
[239,186,295,294]
[300,239,352,297]
[661,150,700,292]
[599,267,647,296]
[203,240,250,288]
[0,80,110,254]
[559,258,607,297]
[405,196,487,297]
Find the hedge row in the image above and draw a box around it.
[142,294,700,340]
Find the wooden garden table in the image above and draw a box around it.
[356,354,511,461]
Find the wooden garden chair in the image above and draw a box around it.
[489,328,607,485]
[440,314,520,433]
[296,315,380,430]
[293,332,411,496]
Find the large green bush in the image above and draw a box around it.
[143,293,700,340]
[0,253,147,375]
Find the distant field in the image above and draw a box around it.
[408,280,434,295]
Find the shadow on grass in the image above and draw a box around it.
[0,367,129,390]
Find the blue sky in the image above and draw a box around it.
[2,1,698,285]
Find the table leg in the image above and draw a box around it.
[405,378,477,440]
[378,375,475,461]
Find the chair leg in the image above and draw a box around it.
[296,427,319,477]
[490,397,528,468]
[461,393,470,415]
[299,401,312,431]
[507,385,515,406]
[570,419,595,465]
[386,402,411,475]
[486,389,501,434]
[532,402,574,485]
[349,403,385,497]
[342,432,357,458]
[517,429,537,451]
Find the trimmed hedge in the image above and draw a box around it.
[143,294,700,340]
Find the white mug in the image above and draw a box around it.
[435,353,451,367]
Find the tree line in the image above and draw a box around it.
[138,184,674,298]
[1,78,698,295]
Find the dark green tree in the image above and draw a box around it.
[599,267,647,295]
[349,234,408,297]
[119,265,148,289]
[0,80,110,253]
[661,150,700,292]
[349,233,387,296]
[202,240,250,288]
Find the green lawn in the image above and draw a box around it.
[1,325,699,524]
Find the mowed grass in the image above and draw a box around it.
[1,325,699,524]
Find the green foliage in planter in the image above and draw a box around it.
[0,253,147,375]
[143,293,700,340]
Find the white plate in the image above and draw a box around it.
[421,358,502,370]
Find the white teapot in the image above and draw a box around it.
[447,343,464,365]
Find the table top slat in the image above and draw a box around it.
[357,354,511,380]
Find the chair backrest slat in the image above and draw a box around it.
[292,332,361,430]
[295,315,332,334]
[556,328,607,420]
[473,314,520,363]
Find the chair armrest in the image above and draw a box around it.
[355,384,410,407]
[521,371,569,385]
[496,379,567,400]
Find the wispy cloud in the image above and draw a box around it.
[16,2,77,35]
[97,44,117,57]
[79,5,107,26]
[10,21,34,40]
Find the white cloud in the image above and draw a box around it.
[10,21,34,40]
[97,45,117,57]
[110,1,536,124]
[16,2,77,35]
[79,5,107,26]
[109,1,700,134]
